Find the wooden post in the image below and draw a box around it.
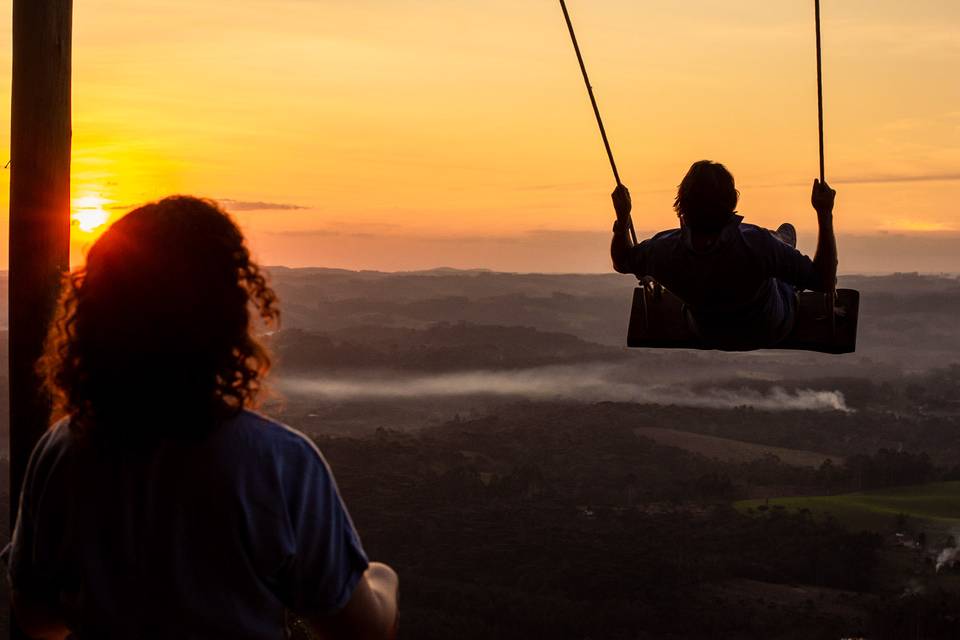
[9,0,72,550]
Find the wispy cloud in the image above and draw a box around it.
[101,198,313,214]
[748,173,960,190]
[834,173,960,186]
[218,199,308,212]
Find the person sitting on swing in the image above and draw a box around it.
[610,160,837,349]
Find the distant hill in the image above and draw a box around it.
[2,270,959,369]
[264,269,960,370]
[272,323,624,373]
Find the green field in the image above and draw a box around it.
[735,481,960,533]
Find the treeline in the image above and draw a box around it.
[311,404,957,510]
[906,364,960,414]
[294,411,960,640]
[604,400,960,467]
[270,324,622,373]
[819,448,948,491]
[307,429,891,640]
[740,448,951,496]
[433,405,957,500]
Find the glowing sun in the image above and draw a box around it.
[72,195,111,233]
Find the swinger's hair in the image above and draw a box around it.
[40,196,279,442]
[673,160,739,233]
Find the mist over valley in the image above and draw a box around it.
[2,269,959,638]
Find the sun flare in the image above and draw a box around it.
[72,195,111,233]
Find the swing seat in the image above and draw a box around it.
[626,284,859,354]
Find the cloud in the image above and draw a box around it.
[100,198,312,214]
[748,172,960,189]
[218,199,308,212]
[833,173,960,186]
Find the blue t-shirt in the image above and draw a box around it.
[7,411,369,639]
[626,216,819,348]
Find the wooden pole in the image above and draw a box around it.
[9,0,72,557]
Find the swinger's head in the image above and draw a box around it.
[673,160,739,233]
[41,196,279,442]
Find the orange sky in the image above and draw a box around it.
[0,0,958,272]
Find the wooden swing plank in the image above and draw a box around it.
[627,288,859,354]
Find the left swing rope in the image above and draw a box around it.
[558,0,637,245]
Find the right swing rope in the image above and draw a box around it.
[815,0,826,184]
[814,0,838,331]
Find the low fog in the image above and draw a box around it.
[278,364,850,412]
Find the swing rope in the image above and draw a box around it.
[815,0,825,183]
[561,1,828,253]
[558,0,638,245]
[814,0,838,332]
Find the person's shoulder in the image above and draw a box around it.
[737,221,770,236]
[37,417,78,456]
[738,222,780,250]
[643,228,682,247]
[225,410,326,463]
[21,417,80,484]
[224,411,338,496]
[650,228,681,241]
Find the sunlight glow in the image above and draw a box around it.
[72,195,111,233]
[0,0,951,271]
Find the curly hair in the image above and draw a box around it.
[39,196,279,443]
[673,160,740,233]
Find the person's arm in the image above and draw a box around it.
[277,434,396,640]
[610,184,635,274]
[301,562,399,640]
[10,588,69,640]
[810,179,838,292]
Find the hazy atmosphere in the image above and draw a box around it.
[2,1,960,639]
[0,0,958,270]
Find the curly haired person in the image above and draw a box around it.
[7,197,399,639]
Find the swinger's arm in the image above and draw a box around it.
[610,184,636,274]
[810,179,837,292]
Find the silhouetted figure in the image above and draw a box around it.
[611,161,837,348]
[6,197,398,639]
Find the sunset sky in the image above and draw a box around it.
[0,0,958,272]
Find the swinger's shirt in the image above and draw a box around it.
[7,411,369,639]
[625,215,819,348]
